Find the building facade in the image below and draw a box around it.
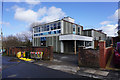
[33,17,105,54]
[83,29,106,49]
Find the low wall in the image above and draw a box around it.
[99,41,113,68]
[78,41,113,68]
[78,47,99,68]
[6,46,53,60]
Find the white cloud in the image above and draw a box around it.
[99,9,119,37]
[98,24,118,37]
[14,8,38,22]
[37,7,47,17]
[14,6,65,23]
[39,6,65,23]
[100,21,111,25]
[109,9,120,21]
[25,0,40,5]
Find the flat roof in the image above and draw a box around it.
[33,20,61,28]
[83,29,106,35]
[33,19,83,28]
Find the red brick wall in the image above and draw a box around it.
[99,41,113,68]
[6,46,53,60]
[99,41,106,68]
[78,41,113,68]
[78,47,99,67]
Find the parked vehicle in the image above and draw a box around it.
[114,42,120,67]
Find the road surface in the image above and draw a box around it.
[2,56,95,79]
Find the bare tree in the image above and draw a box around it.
[15,31,32,47]
[29,22,45,32]
[3,32,33,49]
[2,35,22,48]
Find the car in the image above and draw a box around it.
[113,42,120,67]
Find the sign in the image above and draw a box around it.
[30,52,43,59]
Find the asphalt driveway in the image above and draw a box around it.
[53,53,78,66]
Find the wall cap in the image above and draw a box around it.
[99,40,105,42]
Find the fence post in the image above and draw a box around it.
[78,46,84,66]
[48,46,53,61]
[99,40,106,68]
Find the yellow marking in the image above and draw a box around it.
[106,50,114,68]
[19,58,33,61]
[105,50,120,70]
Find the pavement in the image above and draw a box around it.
[31,53,120,80]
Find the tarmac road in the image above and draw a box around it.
[2,56,95,79]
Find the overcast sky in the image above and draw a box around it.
[1,1,118,37]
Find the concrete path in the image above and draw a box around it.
[34,53,79,74]
[33,53,120,80]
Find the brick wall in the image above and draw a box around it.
[6,46,53,60]
[78,47,99,68]
[78,41,113,68]
[99,41,113,68]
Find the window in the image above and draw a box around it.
[54,31,56,34]
[44,25,46,31]
[51,31,54,34]
[73,24,76,34]
[57,30,61,34]
[34,34,38,36]
[40,37,46,41]
[34,28,36,33]
[43,32,48,35]
[73,24,75,31]
[58,22,61,29]
[36,27,39,32]
[78,27,80,35]
[84,31,87,36]
[48,31,51,34]
[47,25,49,31]
[40,33,43,35]
[85,41,92,47]
[34,27,39,33]
[54,23,56,29]
[51,24,53,30]
[41,26,43,32]
[88,31,91,37]
[78,27,80,32]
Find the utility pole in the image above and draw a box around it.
[0,27,3,54]
[1,0,3,54]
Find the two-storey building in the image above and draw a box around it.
[33,17,93,54]
[83,29,106,49]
